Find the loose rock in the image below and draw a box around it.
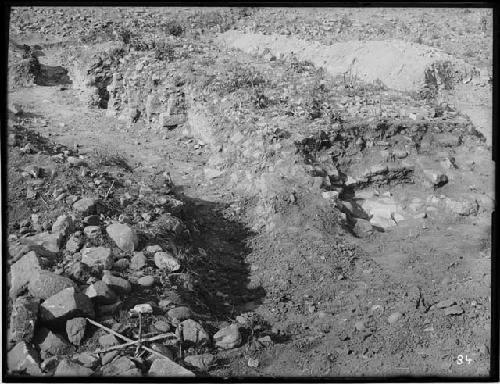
[138,275,155,287]
[84,281,117,304]
[83,215,100,226]
[102,355,141,376]
[73,197,99,215]
[214,324,242,349]
[154,320,171,332]
[102,273,131,293]
[35,328,75,359]
[74,352,99,369]
[52,215,75,237]
[130,252,147,270]
[9,250,44,298]
[154,251,181,271]
[53,359,93,377]
[444,305,464,316]
[69,261,91,282]
[168,306,192,322]
[101,350,119,365]
[113,258,129,270]
[28,270,76,300]
[435,299,457,309]
[181,319,210,345]
[65,234,83,253]
[98,334,119,348]
[81,247,113,270]
[83,226,102,239]
[148,358,195,377]
[354,320,365,331]
[66,317,86,345]
[105,222,138,252]
[40,356,59,373]
[248,357,260,368]
[145,245,162,254]
[21,231,63,253]
[353,218,374,237]
[7,341,43,376]
[184,354,216,371]
[387,312,402,324]
[8,296,40,346]
[40,287,95,322]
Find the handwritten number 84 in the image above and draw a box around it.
[457,355,472,365]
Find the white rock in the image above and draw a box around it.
[106,222,138,252]
[214,324,242,349]
[154,251,180,271]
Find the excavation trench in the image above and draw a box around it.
[7,21,493,377]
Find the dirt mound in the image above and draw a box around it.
[218,31,477,93]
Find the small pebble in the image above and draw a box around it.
[248,358,259,368]
[354,320,365,331]
[138,275,155,287]
[388,312,402,324]
[154,320,170,332]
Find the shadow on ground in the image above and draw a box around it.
[176,192,266,321]
[118,186,266,323]
[36,64,72,86]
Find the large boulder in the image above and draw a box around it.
[28,270,76,300]
[106,222,138,252]
[40,287,95,323]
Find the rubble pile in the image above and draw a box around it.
[6,117,273,378]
